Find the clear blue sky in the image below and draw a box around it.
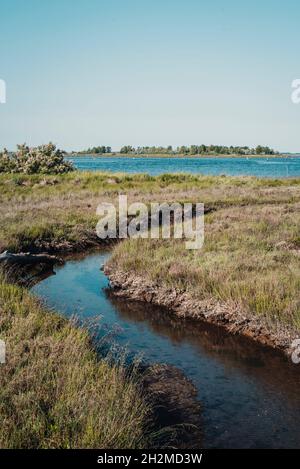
[0,0,299,152]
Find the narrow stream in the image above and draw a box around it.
[32,251,300,449]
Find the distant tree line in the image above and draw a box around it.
[80,146,112,154]
[74,144,277,156]
[119,145,276,155]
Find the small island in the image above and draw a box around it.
[71,144,282,158]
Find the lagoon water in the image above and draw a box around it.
[67,156,300,178]
[33,252,300,449]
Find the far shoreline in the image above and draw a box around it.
[67,152,295,159]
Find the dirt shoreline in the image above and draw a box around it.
[104,265,297,358]
[21,233,116,256]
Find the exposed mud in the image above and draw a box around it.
[105,266,297,358]
[141,364,202,448]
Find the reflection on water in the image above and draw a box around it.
[32,252,300,448]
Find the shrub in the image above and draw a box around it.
[0,143,73,174]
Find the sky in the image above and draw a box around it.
[0,0,300,152]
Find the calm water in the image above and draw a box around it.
[33,252,300,448]
[67,155,300,178]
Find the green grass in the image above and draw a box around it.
[0,275,150,448]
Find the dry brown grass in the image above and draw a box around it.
[108,201,300,330]
[1,170,299,333]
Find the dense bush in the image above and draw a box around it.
[0,143,73,174]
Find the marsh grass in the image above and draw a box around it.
[1,171,300,252]
[1,171,299,329]
[108,202,300,330]
[0,275,150,448]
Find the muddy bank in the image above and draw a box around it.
[142,364,202,448]
[19,232,117,255]
[0,234,116,285]
[104,266,297,357]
